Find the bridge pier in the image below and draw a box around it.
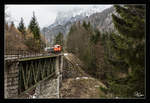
[55,56,63,98]
[4,60,19,98]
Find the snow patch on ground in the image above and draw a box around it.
[64,53,68,56]
[94,85,100,88]
[75,77,89,80]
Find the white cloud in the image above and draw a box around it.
[5,5,112,28]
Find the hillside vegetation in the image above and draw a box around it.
[65,5,145,98]
[5,12,46,52]
[5,23,28,50]
[66,21,107,80]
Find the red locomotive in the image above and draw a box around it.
[45,44,62,53]
[53,44,62,52]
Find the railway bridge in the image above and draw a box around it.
[4,49,63,99]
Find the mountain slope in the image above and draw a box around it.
[41,6,115,44]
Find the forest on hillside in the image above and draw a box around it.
[64,4,145,98]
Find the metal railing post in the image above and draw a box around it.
[22,50,23,58]
[19,49,20,59]
[18,49,19,59]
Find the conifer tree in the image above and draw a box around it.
[17,17,26,38]
[54,32,64,46]
[82,20,88,30]
[107,4,145,97]
[28,12,40,40]
[5,22,9,31]
[10,21,14,27]
[9,21,15,31]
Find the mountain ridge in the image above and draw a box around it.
[41,6,115,44]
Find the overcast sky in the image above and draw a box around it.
[5,5,112,28]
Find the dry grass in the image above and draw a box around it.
[60,77,106,98]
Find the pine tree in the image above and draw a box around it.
[106,4,145,98]
[90,28,100,44]
[9,21,15,31]
[54,32,64,46]
[17,17,26,38]
[28,12,40,40]
[5,22,9,31]
[82,20,88,30]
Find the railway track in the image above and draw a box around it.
[4,52,63,60]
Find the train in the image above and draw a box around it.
[44,44,62,53]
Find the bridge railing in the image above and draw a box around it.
[5,49,48,59]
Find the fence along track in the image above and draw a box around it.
[5,49,50,59]
[5,49,63,59]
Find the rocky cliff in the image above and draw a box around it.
[41,6,115,44]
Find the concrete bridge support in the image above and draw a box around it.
[4,60,19,98]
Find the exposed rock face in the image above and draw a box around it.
[41,6,116,44]
[88,6,115,32]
